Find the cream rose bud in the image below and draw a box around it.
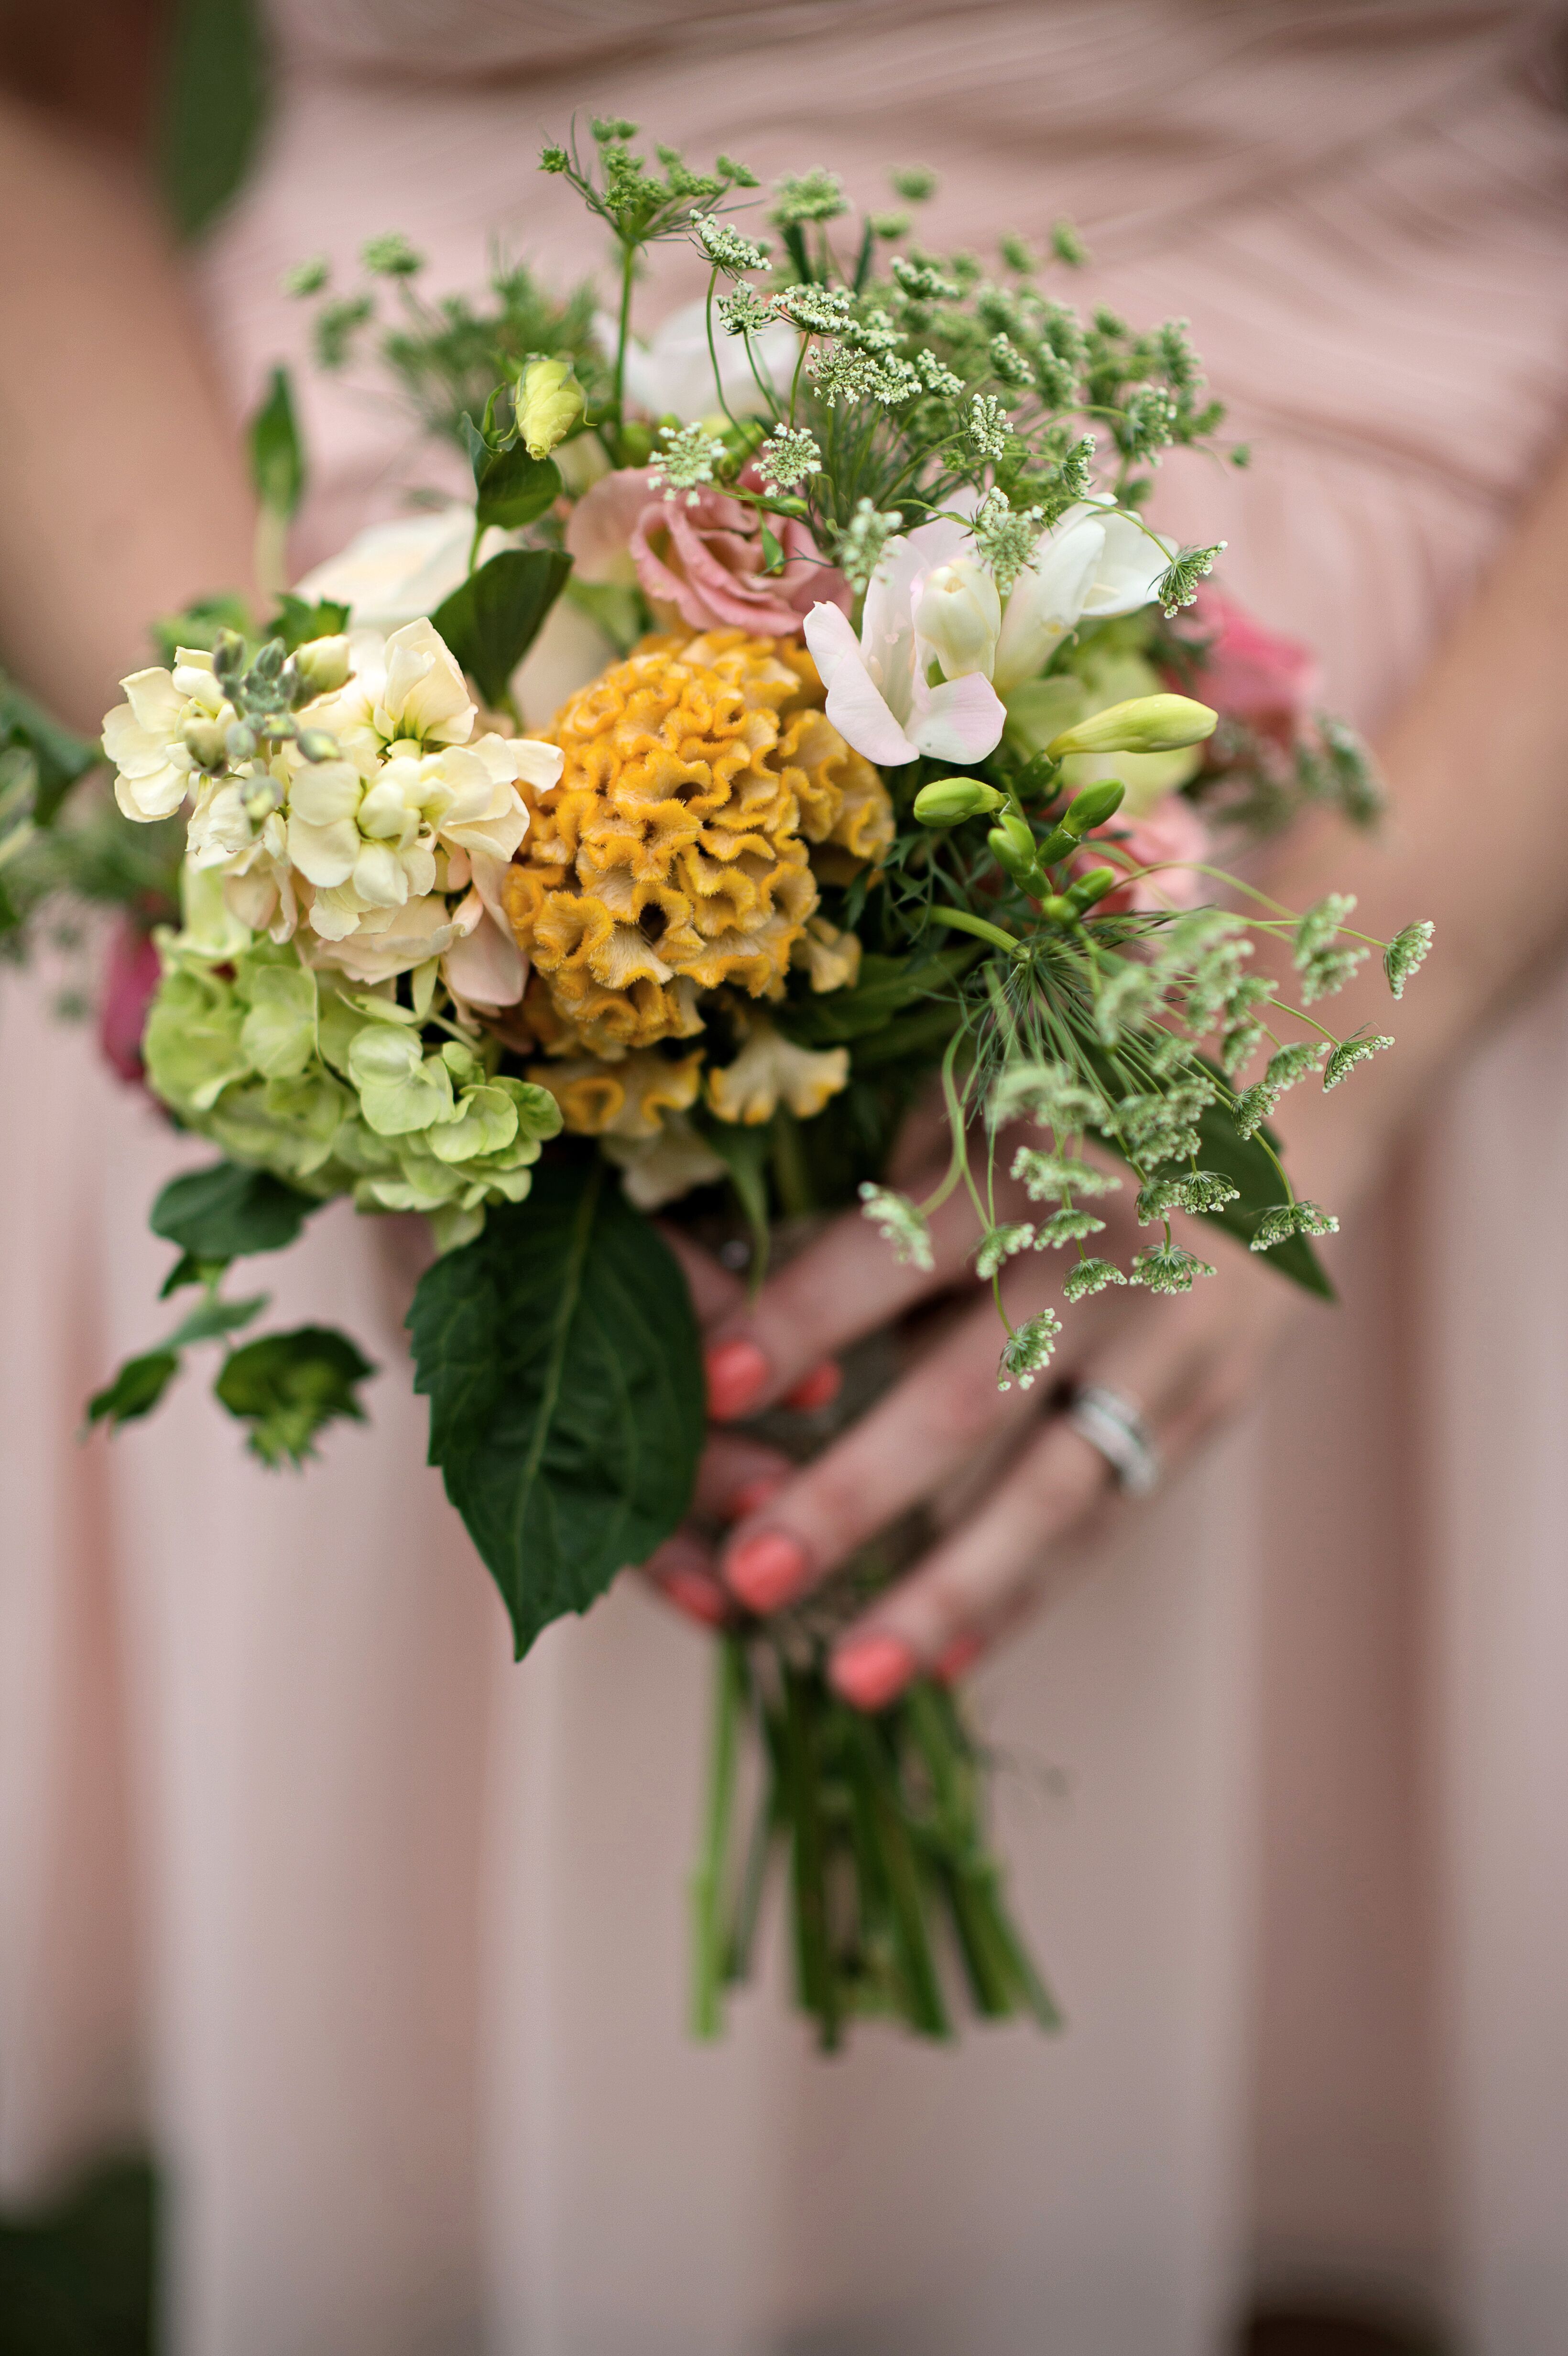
[515,356,586,460]
[915,558,1002,681]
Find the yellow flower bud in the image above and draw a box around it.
[515,358,587,462]
[1045,693,1217,759]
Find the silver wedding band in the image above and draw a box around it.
[1067,1384,1162,1498]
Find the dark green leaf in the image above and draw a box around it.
[408,1158,706,1656]
[1185,1085,1333,1297]
[214,1326,374,1466]
[88,1351,180,1428]
[151,1162,320,1262]
[471,441,563,532]
[431,548,572,709]
[155,0,271,240]
[758,523,785,575]
[160,1252,232,1298]
[268,592,350,651]
[778,948,973,1047]
[248,365,305,519]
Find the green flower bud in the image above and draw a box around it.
[912,776,1006,825]
[1038,894,1079,925]
[1036,824,1078,865]
[1045,694,1218,759]
[994,809,1035,861]
[293,636,351,698]
[296,728,338,763]
[515,357,586,461]
[225,721,258,764]
[1068,865,1119,910]
[987,825,1042,891]
[1063,778,1127,835]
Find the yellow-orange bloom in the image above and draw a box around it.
[504,630,891,1057]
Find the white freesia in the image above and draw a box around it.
[599,298,797,424]
[804,498,1175,767]
[991,503,1175,691]
[102,649,234,821]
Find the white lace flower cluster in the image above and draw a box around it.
[103,619,563,1013]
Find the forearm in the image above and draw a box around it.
[1256,438,1568,1203]
[0,85,255,731]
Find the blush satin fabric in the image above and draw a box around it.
[3,7,1568,2352]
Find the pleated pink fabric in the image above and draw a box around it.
[3,6,1568,2351]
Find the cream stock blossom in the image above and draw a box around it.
[102,649,235,821]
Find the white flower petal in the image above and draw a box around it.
[803,602,920,766]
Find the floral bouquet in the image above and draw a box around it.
[72,125,1429,2047]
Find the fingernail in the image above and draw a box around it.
[726,1530,808,1614]
[659,1567,730,1628]
[783,1359,842,1412]
[705,1337,770,1421]
[729,1473,788,1520]
[830,1632,916,1712]
[937,1634,982,1684]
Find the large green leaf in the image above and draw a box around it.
[0,673,98,827]
[408,1158,706,1656]
[466,434,563,533]
[1183,1091,1335,1298]
[431,548,572,710]
[151,1161,321,1261]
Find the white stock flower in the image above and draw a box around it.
[102,650,233,821]
[601,298,797,423]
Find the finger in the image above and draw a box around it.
[718,1270,1082,1613]
[639,1528,732,1629]
[692,1431,795,1522]
[703,1166,989,1420]
[827,1416,1116,1707]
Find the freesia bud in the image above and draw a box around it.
[515,357,586,461]
[988,822,1042,890]
[293,635,351,698]
[912,776,1005,824]
[180,717,228,771]
[1068,865,1119,909]
[1045,693,1217,758]
[1063,779,1126,835]
[1039,894,1079,925]
[915,558,1001,682]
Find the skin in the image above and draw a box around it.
[4,24,1566,1708]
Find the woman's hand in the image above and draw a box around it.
[641,1129,1306,1709]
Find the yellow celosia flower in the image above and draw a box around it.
[529,1047,704,1138]
[707,1018,849,1126]
[504,630,892,1058]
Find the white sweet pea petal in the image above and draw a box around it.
[991,517,1105,691]
[915,557,1001,682]
[804,602,922,766]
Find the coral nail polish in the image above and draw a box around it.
[729,1473,788,1520]
[830,1633,917,1712]
[726,1530,808,1614]
[705,1337,770,1420]
[783,1359,842,1412]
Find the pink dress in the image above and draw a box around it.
[3,6,1568,2349]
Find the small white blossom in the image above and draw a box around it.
[691,212,772,274]
[648,422,729,504]
[966,393,1013,459]
[997,1309,1062,1391]
[757,427,822,494]
[858,1183,934,1271]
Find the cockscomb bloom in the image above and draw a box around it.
[504,630,892,1060]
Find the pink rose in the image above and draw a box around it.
[1175,589,1318,739]
[567,467,850,640]
[98,917,163,1082]
[1076,795,1210,914]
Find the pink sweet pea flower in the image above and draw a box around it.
[566,467,849,640]
[1177,589,1318,738]
[98,917,163,1082]
[1076,794,1211,914]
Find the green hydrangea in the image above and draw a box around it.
[142,925,561,1251]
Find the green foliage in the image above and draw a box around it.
[408,1159,705,1657]
[151,1161,320,1263]
[0,2153,158,2356]
[464,430,564,534]
[87,1350,181,1429]
[155,0,271,241]
[248,366,305,520]
[214,1327,375,1465]
[266,593,351,653]
[431,548,572,709]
